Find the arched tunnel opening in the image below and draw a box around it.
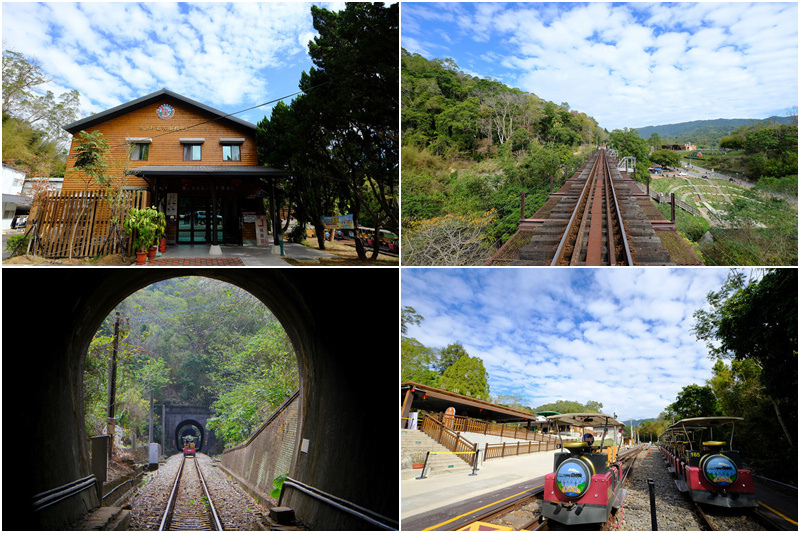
[6,269,397,531]
[175,420,204,453]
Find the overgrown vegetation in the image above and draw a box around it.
[401,50,601,265]
[2,48,80,176]
[648,175,797,265]
[84,277,298,451]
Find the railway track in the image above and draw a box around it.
[159,455,223,531]
[514,149,672,266]
[448,447,646,531]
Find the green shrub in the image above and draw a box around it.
[4,234,29,257]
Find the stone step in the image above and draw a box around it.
[72,506,131,531]
[401,429,474,479]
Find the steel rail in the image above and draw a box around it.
[193,454,224,531]
[550,152,601,266]
[602,152,634,265]
[159,455,186,531]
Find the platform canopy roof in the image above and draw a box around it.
[401,381,541,424]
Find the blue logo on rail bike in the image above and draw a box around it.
[703,455,737,487]
[556,462,589,498]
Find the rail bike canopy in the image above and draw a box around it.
[546,412,624,454]
[661,416,744,449]
[546,412,625,429]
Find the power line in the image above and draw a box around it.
[87,80,332,149]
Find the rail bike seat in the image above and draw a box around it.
[564,442,590,453]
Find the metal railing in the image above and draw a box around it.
[278,477,398,530]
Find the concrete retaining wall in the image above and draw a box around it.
[220,390,300,504]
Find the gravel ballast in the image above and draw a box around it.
[129,453,272,530]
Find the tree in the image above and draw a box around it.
[667,384,720,419]
[649,149,681,168]
[401,306,423,335]
[648,133,662,150]
[439,354,490,400]
[257,99,345,250]
[300,3,399,259]
[3,48,80,148]
[608,128,651,181]
[401,337,440,386]
[436,342,469,375]
[692,269,797,446]
[533,400,603,414]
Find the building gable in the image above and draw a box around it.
[63,90,259,191]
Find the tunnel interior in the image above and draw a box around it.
[10,269,396,531]
[175,420,204,453]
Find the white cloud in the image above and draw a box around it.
[2,2,322,124]
[401,2,798,130]
[402,268,732,419]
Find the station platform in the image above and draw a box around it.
[401,450,557,528]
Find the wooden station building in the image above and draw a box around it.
[62,88,286,247]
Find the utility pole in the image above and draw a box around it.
[106,312,120,459]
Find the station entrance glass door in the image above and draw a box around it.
[177,197,223,244]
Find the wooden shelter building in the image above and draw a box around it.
[400,381,542,428]
[62,89,286,247]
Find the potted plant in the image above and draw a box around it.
[156,210,167,253]
[123,207,159,265]
[146,210,165,260]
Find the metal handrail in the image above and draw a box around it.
[278,477,398,531]
[32,475,97,513]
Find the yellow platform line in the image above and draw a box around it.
[422,485,543,531]
[758,500,798,525]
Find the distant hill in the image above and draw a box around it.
[625,418,655,427]
[634,116,794,147]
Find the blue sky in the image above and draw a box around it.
[402,268,736,420]
[402,2,798,131]
[2,2,346,126]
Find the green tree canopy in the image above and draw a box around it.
[693,268,797,446]
[439,354,490,401]
[667,383,720,419]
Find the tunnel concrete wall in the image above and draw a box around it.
[5,269,398,530]
[220,391,300,504]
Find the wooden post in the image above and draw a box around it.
[671,193,676,222]
[106,312,120,458]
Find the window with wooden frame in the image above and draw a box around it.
[220,138,244,161]
[181,138,205,161]
[126,138,152,161]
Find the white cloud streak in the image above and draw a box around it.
[402,268,731,420]
[2,2,336,123]
[401,2,798,130]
